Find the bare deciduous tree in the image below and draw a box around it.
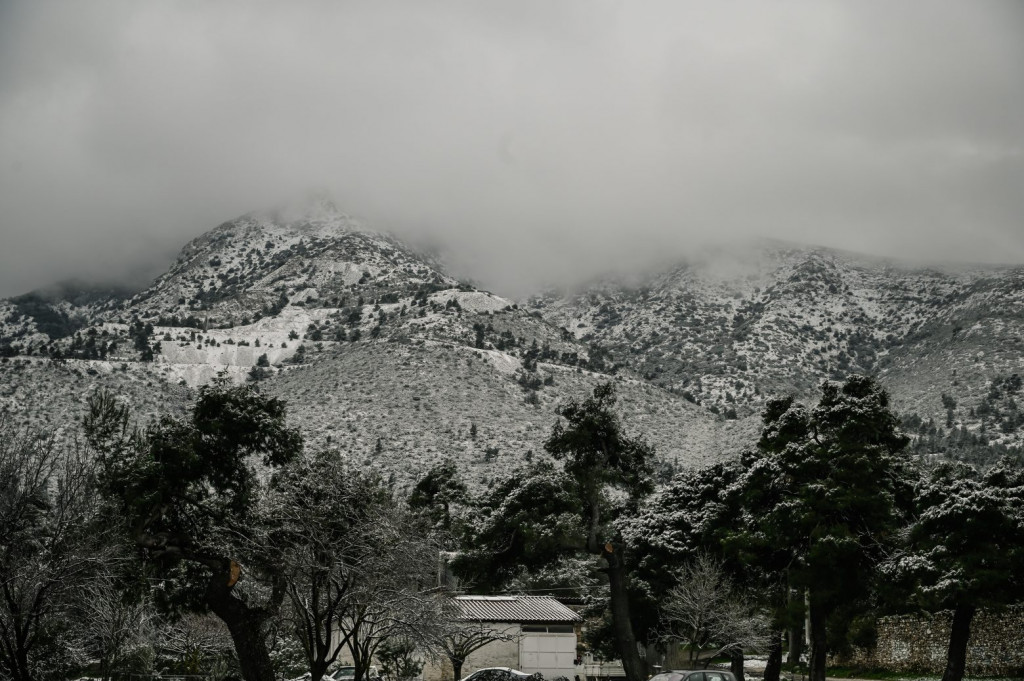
[336,508,444,681]
[74,575,157,681]
[0,420,113,681]
[161,613,238,679]
[260,452,445,681]
[259,454,390,681]
[426,613,520,681]
[659,554,769,669]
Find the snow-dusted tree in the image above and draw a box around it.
[622,460,782,681]
[453,461,583,593]
[659,554,769,668]
[376,637,424,681]
[84,386,303,681]
[334,508,443,681]
[885,459,1024,681]
[735,376,913,681]
[74,574,157,681]
[457,384,653,681]
[0,420,113,681]
[408,459,468,536]
[425,605,520,681]
[160,613,237,678]
[259,452,396,681]
[544,383,654,681]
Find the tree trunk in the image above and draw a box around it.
[807,595,827,681]
[222,615,276,681]
[730,650,745,681]
[603,546,645,681]
[786,588,803,666]
[763,629,783,681]
[787,624,803,666]
[451,657,464,681]
[206,572,277,681]
[940,602,976,681]
[311,655,329,681]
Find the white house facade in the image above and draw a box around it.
[424,596,582,681]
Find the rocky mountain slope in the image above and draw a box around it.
[2,203,1021,485]
[529,242,1024,457]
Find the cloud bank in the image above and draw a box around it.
[1,1,1022,297]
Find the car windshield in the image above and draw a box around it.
[333,669,355,680]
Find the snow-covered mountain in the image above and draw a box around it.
[529,241,1024,456]
[2,203,1021,486]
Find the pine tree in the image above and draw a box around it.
[545,383,654,681]
[84,386,303,681]
[885,459,1024,681]
[735,376,913,681]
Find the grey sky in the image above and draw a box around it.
[1,1,1023,298]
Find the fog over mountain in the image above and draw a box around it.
[2,1,1023,298]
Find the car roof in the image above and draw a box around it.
[472,670,528,676]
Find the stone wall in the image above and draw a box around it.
[841,606,1024,676]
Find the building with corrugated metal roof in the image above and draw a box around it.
[422,596,582,681]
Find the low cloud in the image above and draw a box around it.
[1,1,1023,297]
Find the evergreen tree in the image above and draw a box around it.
[408,459,469,535]
[623,460,776,681]
[84,386,303,681]
[885,459,1024,681]
[544,383,654,681]
[735,376,913,681]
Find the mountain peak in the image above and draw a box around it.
[244,193,366,238]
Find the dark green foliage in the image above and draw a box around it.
[84,385,303,681]
[546,383,654,513]
[376,638,424,681]
[408,459,468,534]
[517,371,543,391]
[975,373,1024,435]
[453,462,582,592]
[883,458,1024,681]
[89,385,301,533]
[584,343,616,373]
[892,459,1024,609]
[733,375,913,681]
[622,460,747,646]
[11,292,84,339]
[542,383,652,681]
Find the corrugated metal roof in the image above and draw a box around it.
[454,596,582,623]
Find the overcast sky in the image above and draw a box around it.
[1,1,1023,297]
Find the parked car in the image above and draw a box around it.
[331,666,380,681]
[649,671,736,681]
[460,668,532,681]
